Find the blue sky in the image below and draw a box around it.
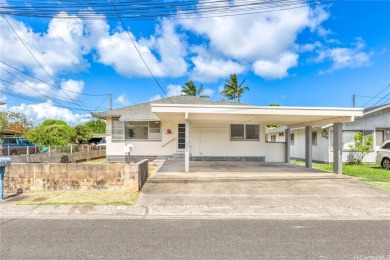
[0,0,389,125]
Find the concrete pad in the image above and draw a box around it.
[136,161,390,220]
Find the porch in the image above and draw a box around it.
[152,104,364,174]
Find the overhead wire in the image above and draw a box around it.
[110,0,173,103]
[0,61,110,97]
[0,69,109,111]
[361,84,390,108]
[1,0,337,21]
[1,13,94,112]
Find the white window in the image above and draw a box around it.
[125,121,161,140]
[230,124,259,141]
[271,135,276,142]
[290,133,295,145]
[112,119,124,140]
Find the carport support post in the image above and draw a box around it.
[333,123,342,175]
[305,126,312,168]
[185,112,190,174]
[285,128,290,163]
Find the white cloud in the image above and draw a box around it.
[298,41,322,52]
[179,3,330,80]
[0,12,105,78]
[116,93,130,106]
[191,56,245,82]
[96,20,187,78]
[8,100,91,125]
[253,52,298,80]
[149,84,183,101]
[167,84,183,96]
[149,94,162,101]
[202,88,215,97]
[316,37,372,73]
[5,79,84,102]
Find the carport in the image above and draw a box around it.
[152,104,363,175]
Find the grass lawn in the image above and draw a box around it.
[292,160,390,191]
[16,190,139,206]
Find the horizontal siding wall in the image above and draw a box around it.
[106,119,266,159]
[265,143,285,162]
[191,122,265,157]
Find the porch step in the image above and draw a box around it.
[168,153,191,161]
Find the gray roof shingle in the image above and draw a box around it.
[363,103,390,114]
[92,96,248,121]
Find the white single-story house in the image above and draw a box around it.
[92,96,363,174]
[266,104,390,163]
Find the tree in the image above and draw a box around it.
[84,119,106,134]
[181,81,209,98]
[0,111,33,132]
[26,120,76,146]
[220,74,249,102]
[73,125,93,144]
[348,132,373,164]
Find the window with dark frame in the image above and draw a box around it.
[230,124,259,140]
[290,133,295,145]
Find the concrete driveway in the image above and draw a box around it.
[136,161,390,220]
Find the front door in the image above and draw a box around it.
[177,124,185,151]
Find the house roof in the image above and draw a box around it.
[92,96,246,121]
[363,103,390,115]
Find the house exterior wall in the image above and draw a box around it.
[106,118,183,161]
[290,127,330,163]
[105,118,266,162]
[190,122,265,158]
[290,108,390,163]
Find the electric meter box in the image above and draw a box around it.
[123,144,134,153]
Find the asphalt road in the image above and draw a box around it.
[1,219,389,259]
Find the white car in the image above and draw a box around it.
[376,140,390,169]
[97,138,106,148]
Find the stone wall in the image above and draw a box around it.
[4,160,148,193]
[9,149,106,163]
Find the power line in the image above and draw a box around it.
[0,61,110,97]
[360,84,390,108]
[1,13,92,112]
[110,0,173,103]
[0,79,108,112]
[0,70,108,111]
[0,0,337,21]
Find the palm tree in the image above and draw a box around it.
[220,74,248,102]
[181,81,209,98]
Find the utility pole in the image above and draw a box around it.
[109,93,112,110]
[352,94,356,108]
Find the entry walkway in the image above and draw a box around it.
[136,161,390,219]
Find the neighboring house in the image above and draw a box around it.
[92,96,362,174]
[266,104,390,163]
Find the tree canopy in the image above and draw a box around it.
[181,81,209,98]
[26,119,76,146]
[220,74,248,102]
[0,111,33,132]
[84,119,106,134]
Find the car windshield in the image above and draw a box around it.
[18,138,32,145]
[99,139,106,144]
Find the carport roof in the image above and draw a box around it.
[151,104,364,127]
